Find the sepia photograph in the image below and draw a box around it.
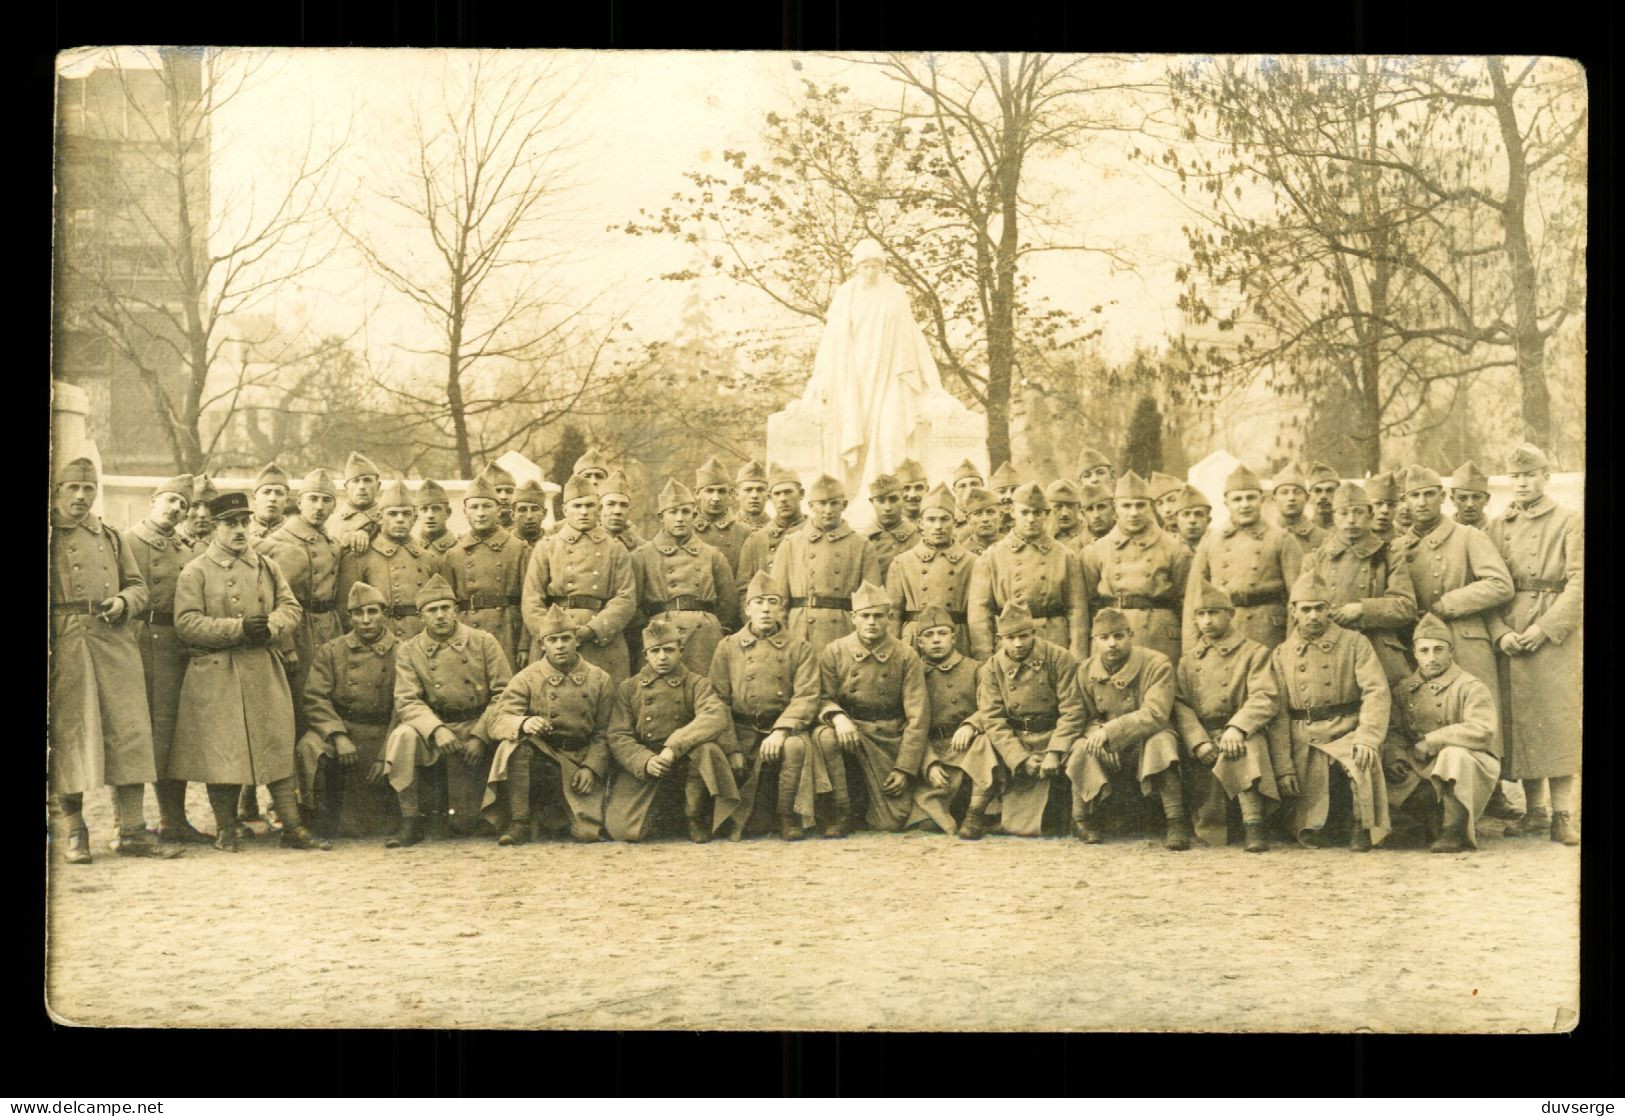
[47,48,1585,1033]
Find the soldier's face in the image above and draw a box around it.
[662,503,696,540]
[515,501,545,535]
[920,508,954,547]
[254,486,287,519]
[1193,607,1234,641]
[771,484,803,521]
[644,640,682,676]
[57,480,97,521]
[1405,486,1444,531]
[382,506,415,541]
[1093,626,1133,666]
[1013,504,1049,539]
[871,491,903,527]
[1274,486,1306,517]
[1293,601,1330,638]
[901,481,928,513]
[739,482,767,515]
[1176,506,1210,542]
[1157,493,1184,522]
[494,485,515,510]
[972,507,1002,538]
[188,502,214,535]
[465,498,499,532]
[1116,498,1151,534]
[999,629,1035,661]
[564,497,599,532]
[300,492,335,528]
[745,595,782,631]
[1334,503,1372,542]
[541,631,579,666]
[1370,499,1395,533]
[1225,489,1262,526]
[1052,501,1080,532]
[1084,465,1114,487]
[1310,481,1339,515]
[1450,488,1488,523]
[347,475,380,508]
[150,491,189,529]
[915,624,955,662]
[851,606,889,643]
[579,468,609,484]
[1083,500,1115,536]
[422,600,458,638]
[698,485,731,517]
[953,477,983,501]
[1510,469,1548,505]
[217,513,253,555]
[600,494,631,531]
[350,603,386,641]
[1414,638,1453,679]
[809,497,845,531]
[420,503,449,534]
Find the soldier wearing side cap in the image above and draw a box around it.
[447,474,528,670]
[1149,471,1185,528]
[1448,461,1492,529]
[734,467,804,599]
[865,472,921,580]
[1365,472,1401,541]
[814,582,930,836]
[603,616,740,843]
[337,478,446,642]
[1047,479,1085,546]
[256,468,345,739]
[1269,569,1392,851]
[1173,580,1291,852]
[769,474,883,657]
[522,473,638,682]
[476,461,518,530]
[955,487,1003,556]
[1269,462,1327,551]
[381,574,511,845]
[412,479,459,558]
[895,458,929,523]
[1185,464,1303,653]
[966,482,1090,663]
[481,604,613,844]
[248,461,290,543]
[736,460,772,531]
[692,456,752,577]
[987,460,1023,534]
[1080,470,1191,667]
[905,606,1003,838]
[1306,461,1341,532]
[886,484,974,656]
[1303,481,1418,691]
[1074,445,1115,490]
[598,471,647,554]
[332,452,386,554]
[1172,485,1212,551]
[572,448,612,484]
[1072,479,1117,553]
[297,581,401,839]
[630,478,740,675]
[950,459,984,531]
[512,479,548,547]
[123,472,212,844]
[179,474,218,547]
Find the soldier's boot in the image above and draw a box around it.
[779,814,805,841]
[424,764,453,840]
[1430,795,1471,853]
[155,779,212,844]
[1073,804,1104,844]
[686,814,711,844]
[206,784,242,853]
[56,797,93,864]
[1242,821,1269,853]
[1157,769,1191,851]
[816,794,848,839]
[385,815,425,849]
[958,789,991,841]
[113,783,184,858]
[1550,811,1580,847]
[497,819,530,847]
[318,760,345,841]
[65,823,94,864]
[271,778,332,851]
[1348,826,1373,853]
[1164,814,1194,852]
[1239,788,1268,852]
[1507,806,1551,837]
[281,825,334,851]
[1485,781,1523,821]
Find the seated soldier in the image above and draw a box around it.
[604,618,740,843]
[380,574,511,846]
[710,572,822,840]
[482,605,614,844]
[975,600,1088,837]
[1172,580,1292,853]
[1387,612,1502,853]
[297,581,401,839]
[1064,607,1190,849]
[907,606,1002,840]
[813,581,930,836]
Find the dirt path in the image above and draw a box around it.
[46,794,1578,1032]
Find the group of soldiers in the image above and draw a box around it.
[48,437,1581,861]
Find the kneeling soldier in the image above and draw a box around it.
[710,572,822,840]
[604,618,739,842]
[483,605,614,843]
[1173,580,1291,852]
[298,582,400,839]
[1388,613,1502,852]
[908,606,1001,839]
[381,574,511,845]
[1066,607,1189,848]
[814,581,929,835]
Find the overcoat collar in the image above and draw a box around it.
[637,666,688,688]
[1088,647,1145,688]
[652,529,703,557]
[345,629,398,656]
[422,624,471,654]
[1193,631,1245,658]
[1005,531,1054,554]
[1502,495,1555,522]
[848,634,895,663]
[737,625,787,650]
[204,539,259,569]
[912,543,965,563]
[1406,662,1461,694]
[460,527,514,552]
[923,650,965,673]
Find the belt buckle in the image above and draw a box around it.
[1304,706,1322,722]
[1115,594,1129,609]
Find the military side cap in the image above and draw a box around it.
[480,462,516,488]
[347,581,388,611]
[895,458,928,485]
[995,598,1035,634]
[745,570,786,602]
[1093,607,1132,634]
[534,603,574,638]
[1114,470,1151,500]
[254,462,289,492]
[300,469,338,499]
[56,457,99,485]
[414,478,450,508]
[465,474,500,502]
[1307,461,1340,486]
[658,478,697,513]
[1399,464,1443,495]
[951,459,983,484]
[561,474,598,504]
[695,456,731,489]
[193,474,220,503]
[1331,480,1371,511]
[1012,482,1048,510]
[599,470,632,500]
[1290,568,1332,605]
[1077,480,1112,507]
[1224,464,1264,494]
[514,479,547,506]
[1364,472,1400,503]
[643,617,684,649]
[920,483,957,515]
[912,605,956,634]
[344,451,381,482]
[736,459,768,485]
[768,465,802,492]
[1046,478,1082,505]
[1191,579,1235,612]
[1178,484,1211,510]
[1074,446,1112,473]
[988,461,1022,491]
[850,580,890,612]
[808,474,846,501]
[154,473,193,500]
[869,473,902,498]
[377,478,414,510]
[1270,462,1308,493]
[1449,461,1490,494]
[208,491,251,520]
[960,488,997,512]
[573,447,611,475]
[1149,471,1183,500]
[415,573,457,610]
[1413,611,1453,646]
[1507,443,1548,472]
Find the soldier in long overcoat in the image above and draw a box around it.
[955,487,1003,556]
[967,483,1091,661]
[736,459,772,531]
[247,461,289,544]
[895,458,930,523]
[523,473,638,681]
[336,478,445,641]
[1269,463,1327,552]
[769,475,882,657]
[907,607,1002,838]
[256,468,344,734]
[412,479,459,558]
[1448,461,1492,529]
[733,468,805,602]
[1305,482,1418,691]
[886,485,975,655]
[630,479,739,675]
[692,456,752,576]
[1185,464,1302,652]
[331,451,384,554]
[447,475,528,670]
[1080,471,1189,666]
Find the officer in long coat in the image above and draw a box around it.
[968,483,1091,661]
[1448,461,1492,529]
[412,478,459,558]
[630,479,740,674]
[886,485,974,654]
[248,461,289,543]
[1186,464,1303,652]
[1269,463,1326,551]
[1487,444,1583,845]
[692,456,752,577]
[332,451,384,555]
[50,458,175,862]
[1080,470,1190,666]
[865,472,921,580]
[170,491,329,852]
[256,468,344,734]
[523,473,638,681]
[1304,481,1418,690]
[337,477,445,641]
[734,469,804,600]
[736,459,772,531]
[124,472,212,844]
[447,474,528,669]
[770,475,883,657]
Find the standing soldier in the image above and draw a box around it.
[50,458,179,862]
[736,460,772,530]
[1047,479,1085,546]
[631,479,740,674]
[170,489,328,852]
[599,470,647,553]
[814,582,930,835]
[770,474,882,656]
[865,473,920,580]
[256,468,344,730]
[337,478,444,641]
[1304,481,1417,691]
[1449,461,1493,529]
[1064,607,1190,849]
[523,473,638,681]
[573,448,612,484]
[477,461,518,529]
[447,474,527,670]
[381,574,511,844]
[887,485,974,654]
[124,472,213,844]
[1487,444,1582,845]
[1366,472,1401,541]
[1270,463,1327,551]
[332,451,384,555]
[1081,470,1191,666]
[971,600,1089,837]
[603,617,739,843]
[248,461,289,543]
[734,467,804,601]
[512,479,548,547]
[1150,472,1185,527]
[1173,580,1290,852]
[988,460,1022,533]
[298,581,400,839]
[1073,479,1117,552]
[895,458,930,523]
[1307,461,1341,532]
[412,479,459,559]
[906,607,1002,838]
[1185,464,1303,652]
[1172,485,1213,551]
[1074,446,1115,489]
[950,460,984,532]
[482,605,613,844]
[956,487,1003,556]
[179,474,217,548]
[711,572,824,840]
[692,456,752,577]
[967,482,1090,661]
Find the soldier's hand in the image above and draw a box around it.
[242,615,272,645]
[1100,749,1121,773]
[431,725,459,751]
[571,767,598,794]
[461,737,483,766]
[950,724,978,752]
[1019,755,1045,779]
[1331,603,1363,626]
[334,734,357,767]
[1521,625,1549,652]
[98,596,126,624]
[926,763,952,790]
[760,730,786,763]
[521,716,552,737]
[1082,725,1109,756]
[832,714,860,751]
[1194,741,1220,768]
[1277,773,1299,798]
[1351,743,1377,772]
[645,752,672,778]
[728,753,747,777]
[345,530,370,555]
[881,769,908,796]
[366,760,386,785]
[1384,755,1410,783]
[1219,726,1247,760]
[574,626,596,647]
[1497,632,1524,656]
[1039,753,1062,779]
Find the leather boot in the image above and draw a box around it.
[726,817,746,843]
[1429,827,1470,853]
[957,810,987,841]
[158,821,215,845]
[498,819,530,846]
[1243,821,1269,853]
[1164,814,1194,852]
[1348,827,1373,852]
[116,827,184,859]
[1507,805,1550,837]
[63,822,93,864]
[1550,811,1580,846]
[1073,816,1103,844]
[320,766,344,841]
[687,815,711,844]
[213,828,242,853]
[779,814,805,841]
[1485,782,1522,821]
[281,825,333,851]
[385,816,425,848]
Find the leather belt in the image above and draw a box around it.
[1004,711,1059,734]
[333,702,391,726]
[1198,713,1235,733]
[548,594,606,610]
[904,608,967,624]
[843,703,903,721]
[305,600,338,614]
[137,609,175,626]
[1027,604,1065,620]
[646,596,716,616]
[53,599,102,614]
[1287,700,1363,722]
[1226,586,1285,607]
[929,721,968,742]
[389,603,419,619]
[732,710,785,733]
[431,704,485,723]
[1513,576,1568,593]
[790,595,852,611]
[462,591,521,610]
[524,731,589,752]
[1093,594,1174,611]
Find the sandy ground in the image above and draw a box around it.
[45,790,1579,1033]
